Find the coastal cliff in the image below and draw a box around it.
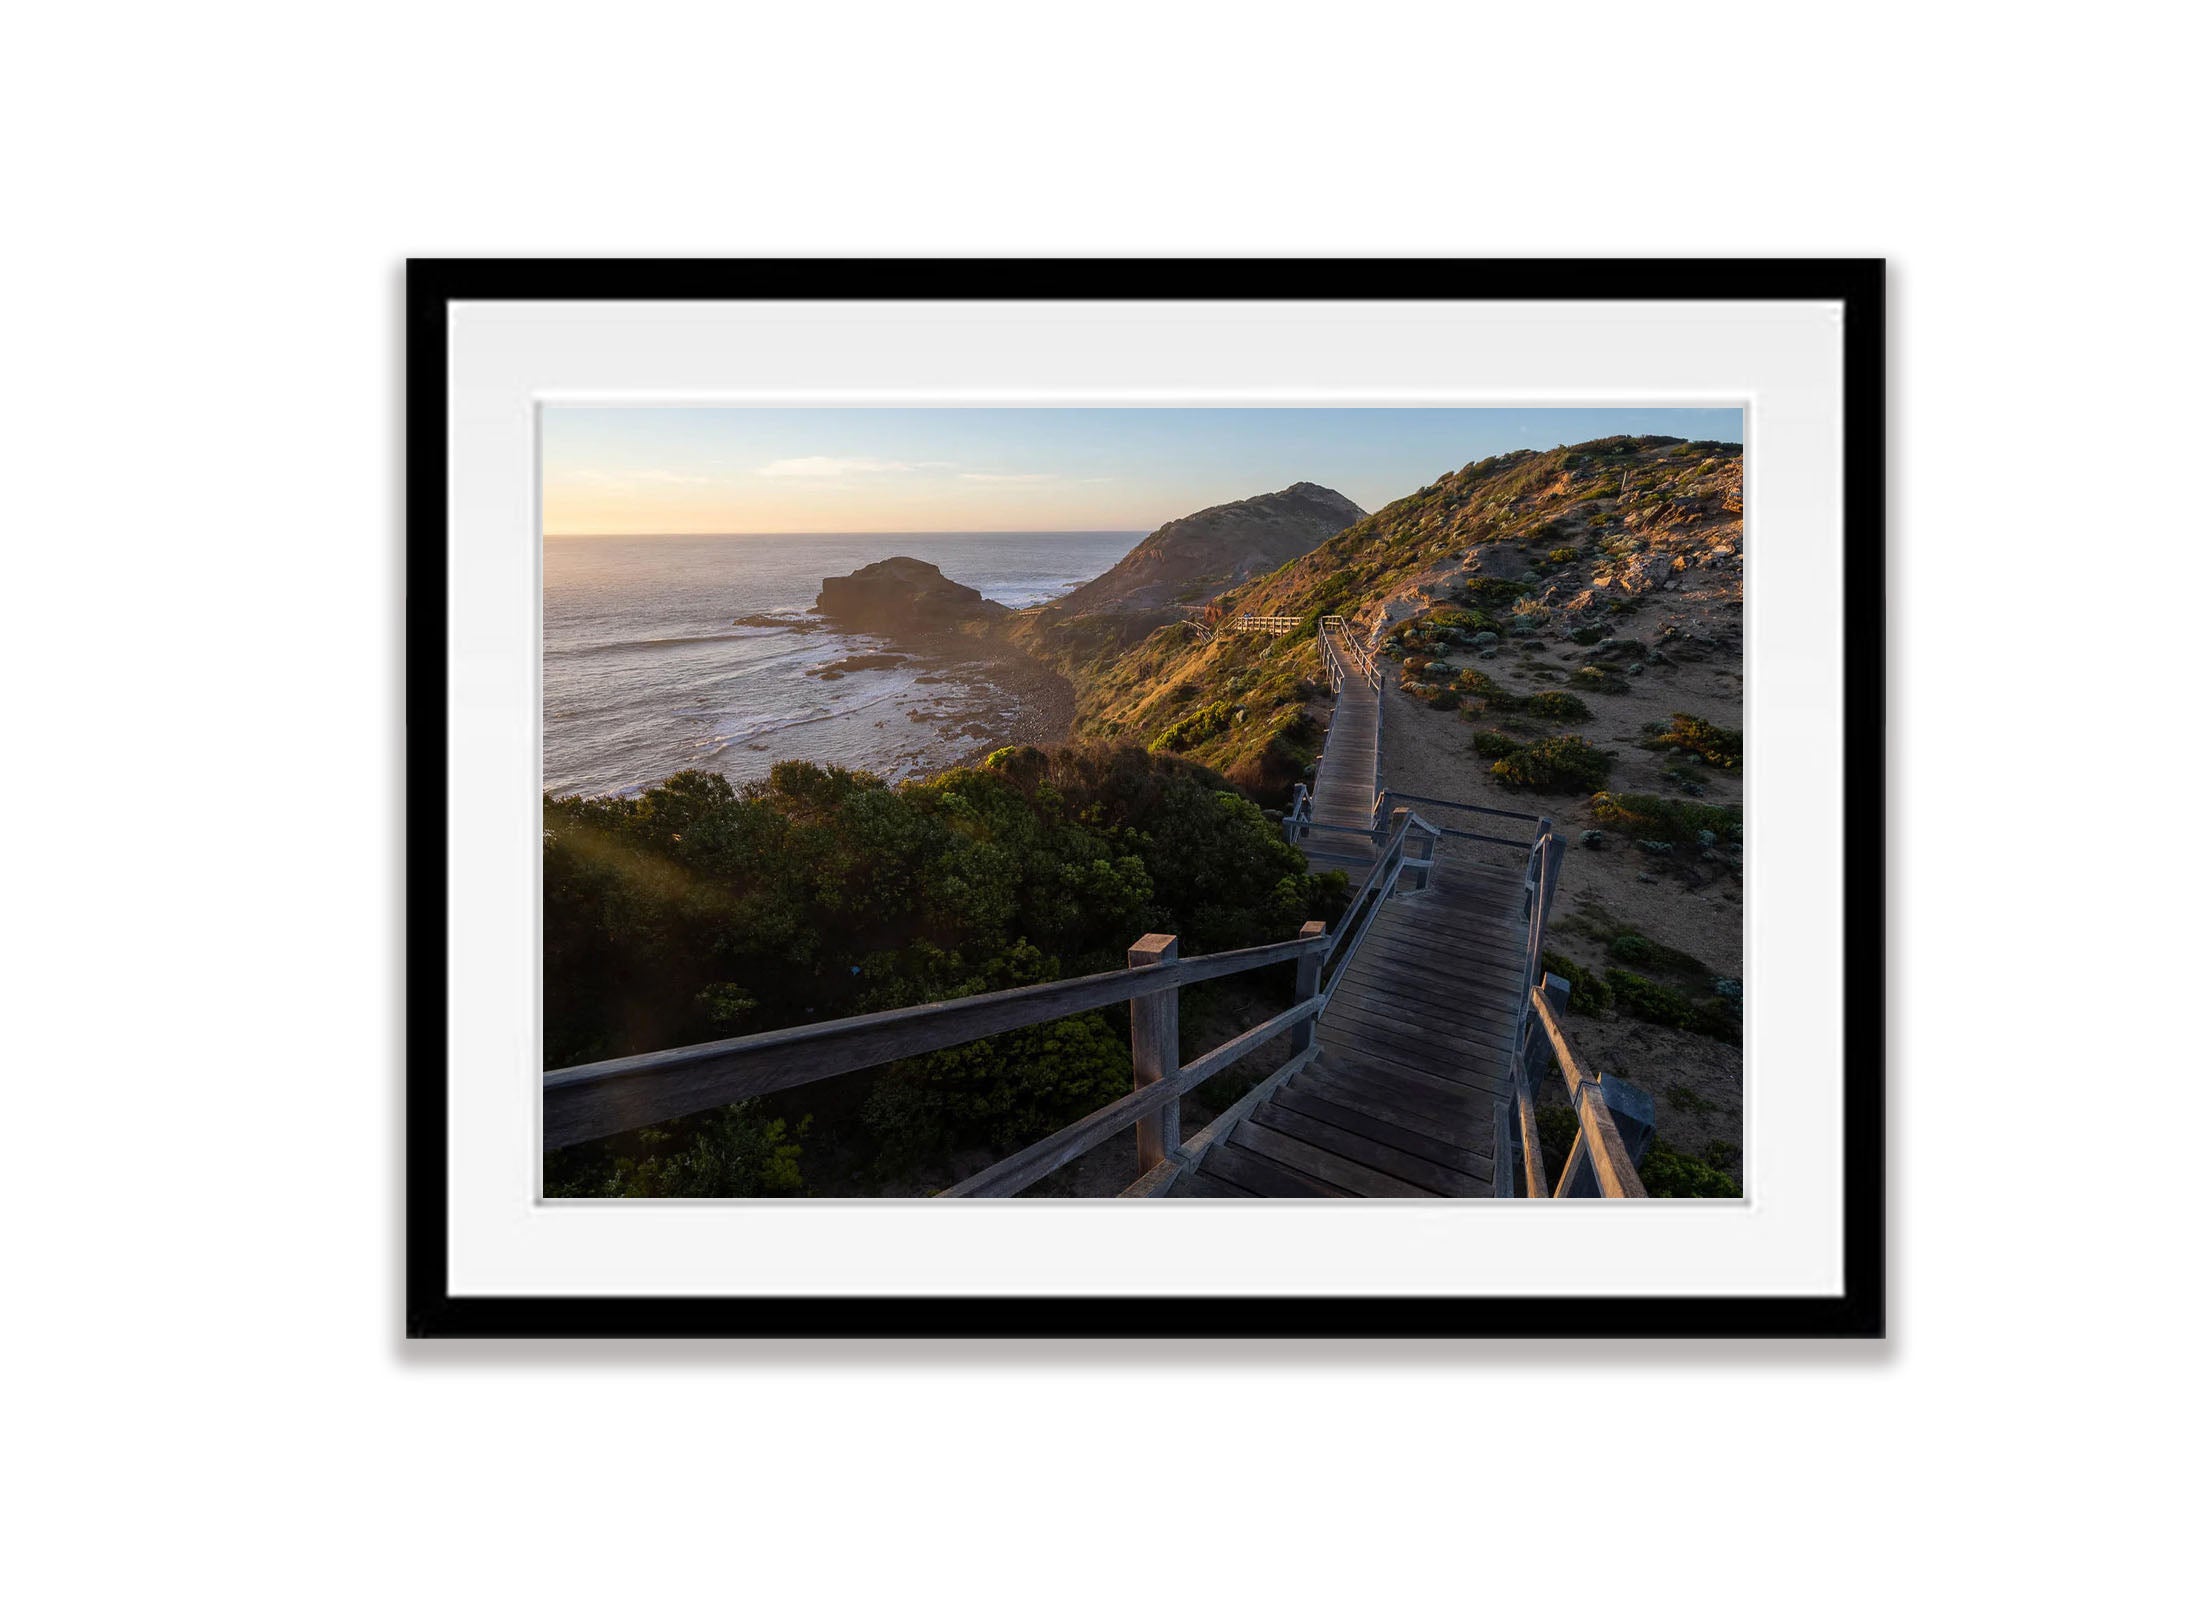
[1049,481,1364,615]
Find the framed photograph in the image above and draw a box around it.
[408,259,1884,1337]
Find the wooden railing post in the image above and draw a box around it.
[1523,971,1569,1102]
[1388,807,1421,889]
[1127,933,1181,1174]
[1290,921,1326,1055]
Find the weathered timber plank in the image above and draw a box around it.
[1313,1053,1490,1108]
[1229,1119,1439,1198]
[1350,930,1530,987]
[1298,1076,1498,1161]
[1337,937,1531,1003]
[1323,983,1521,1038]
[1175,1170,1257,1199]
[1381,893,1528,927]
[1285,1072,1488,1157]
[1313,1020,1513,1092]
[1310,1063,1503,1133]
[1270,1084,1489,1177]
[1148,1039,1323,1195]
[1251,1102,1476,1196]
[1202,1142,1341,1198]
[1320,1006,1518,1067]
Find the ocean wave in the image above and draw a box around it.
[688,678,919,756]
[554,626,788,657]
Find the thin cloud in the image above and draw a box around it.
[959,471,1057,484]
[757,456,930,478]
[560,467,712,489]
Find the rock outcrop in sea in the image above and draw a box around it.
[814,557,1009,633]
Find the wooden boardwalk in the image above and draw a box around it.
[1179,647,1531,1199]
[544,610,1641,1205]
[1296,646,1380,880]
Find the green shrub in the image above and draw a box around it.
[1537,1103,1580,1177]
[1429,688,1460,710]
[1607,931,1711,980]
[1490,735,1614,793]
[542,748,1347,1191]
[1519,690,1592,722]
[864,1013,1132,1170]
[1148,701,1237,753]
[1587,790,1742,846]
[1544,545,1580,565]
[1450,667,1505,699]
[546,1101,808,1198]
[1458,576,1527,608]
[1609,971,1742,1044]
[1473,729,1522,759]
[1569,666,1630,695]
[1538,951,1609,1016]
[1649,712,1743,769]
[1639,1138,1743,1198]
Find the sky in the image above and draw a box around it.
[540,407,1745,536]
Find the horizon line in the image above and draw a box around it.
[542,527,1151,538]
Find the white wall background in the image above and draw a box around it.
[5,3,2188,1595]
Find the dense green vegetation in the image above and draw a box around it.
[1538,952,1610,1016]
[542,746,1348,1196]
[1489,734,1613,793]
[1639,1138,1743,1198]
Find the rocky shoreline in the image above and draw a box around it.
[809,556,1076,780]
[885,628,1078,776]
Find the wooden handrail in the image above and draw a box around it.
[544,929,1328,1149]
[1529,985,1648,1199]
[1318,822,1410,987]
[942,1001,1323,1197]
[1373,790,1544,826]
[1323,832,1409,998]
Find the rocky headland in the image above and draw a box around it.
[1047,481,1364,616]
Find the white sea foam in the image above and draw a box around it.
[543,529,1138,794]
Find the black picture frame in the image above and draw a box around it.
[407,258,1885,1339]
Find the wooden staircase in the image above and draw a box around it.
[544,611,1648,1202]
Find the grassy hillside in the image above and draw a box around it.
[1030,435,1744,802]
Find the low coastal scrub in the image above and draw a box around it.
[1639,1138,1742,1199]
[1608,971,1742,1044]
[1472,729,1521,760]
[1646,712,1742,768]
[1149,700,1238,753]
[543,747,1348,1195]
[1568,665,1630,695]
[1587,790,1742,847]
[1555,910,1739,1042]
[1538,951,1610,1016]
[1518,690,1592,722]
[1489,734,1614,793]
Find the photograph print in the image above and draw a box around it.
[542,405,1747,1202]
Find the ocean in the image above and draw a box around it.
[543,530,1143,797]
